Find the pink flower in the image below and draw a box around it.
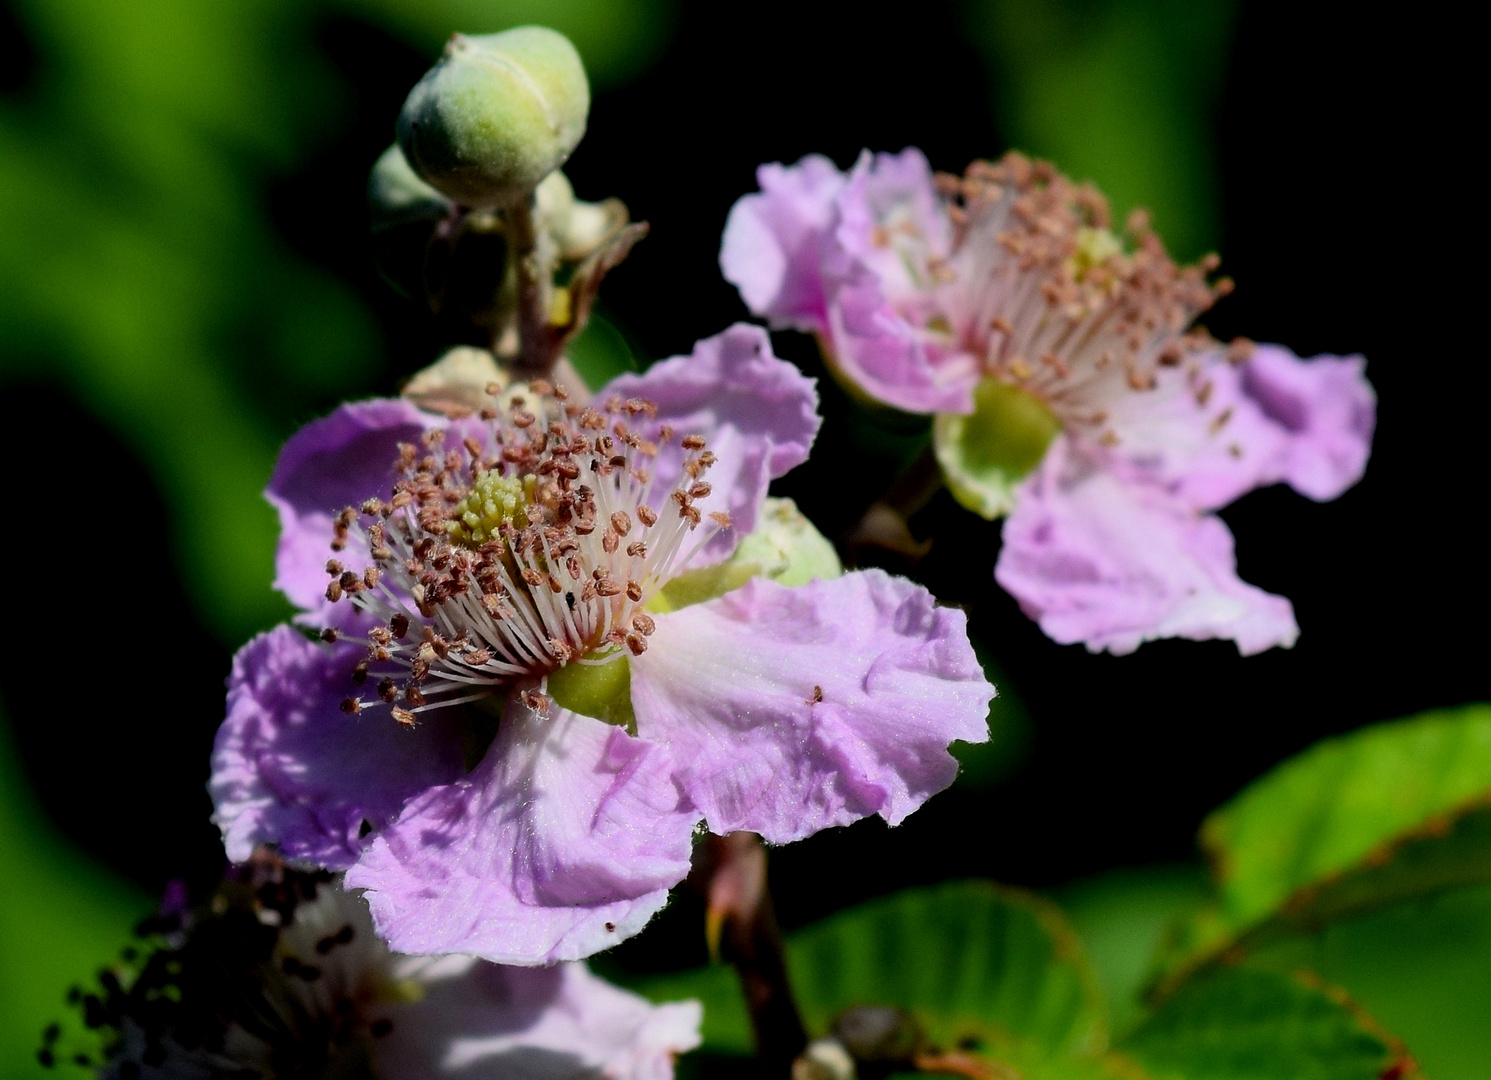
[212,324,993,964]
[722,150,1374,654]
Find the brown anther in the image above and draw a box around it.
[625,632,647,656]
[377,678,397,703]
[632,613,656,636]
[410,658,430,684]
[513,410,536,428]
[320,627,340,643]
[596,577,623,598]
[405,686,426,707]
[522,689,551,714]
[548,573,563,593]
[626,580,643,602]
[340,698,361,714]
[637,504,658,527]
[611,511,633,537]
[388,614,410,639]
[326,559,345,576]
[602,531,620,554]
[682,505,701,527]
[521,568,545,588]
[688,482,712,500]
[681,434,707,450]
[1226,337,1256,365]
[709,511,732,529]
[352,659,369,684]
[808,685,824,704]
[371,646,392,663]
[391,707,417,727]
[360,498,383,516]
[363,567,380,589]
[464,647,491,667]
[626,541,648,558]
[325,580,343,603]
[369,626,392,647]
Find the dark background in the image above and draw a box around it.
[1,0,1482,970]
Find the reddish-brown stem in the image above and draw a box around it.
[702,831,807,1076]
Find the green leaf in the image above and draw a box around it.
[1055,866,1209,1035]
[1154,704,1491,993]
[632,881,1111,1073]
[1245,881,1491,1080]
[787,881,1105,1060]
[1120,967,1417,1080]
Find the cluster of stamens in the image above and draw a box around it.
[933,152,1233,444]
[324,380,728,725]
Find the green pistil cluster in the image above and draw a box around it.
[447,470,534,546]
[1068,226,1122,281]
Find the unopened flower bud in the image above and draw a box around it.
[368,143,452,232]
[397,26,589,208]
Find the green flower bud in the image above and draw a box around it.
[368,143,452,232]
[368,144,456,300]
[397,26,590,208]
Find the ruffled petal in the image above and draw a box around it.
[1234,344,1375,501]
[377,959,701,1080]
[600,323,820,564]
[834,148,952,304]
[720,154,846,332]
[1104,344,1375,511]
[210,626,465,869]
[345,697,699,965]
[266,399,431,618]
[996,438,1299,656]
[825,278,980,414]
[629,571,992,843]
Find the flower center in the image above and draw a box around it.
[940,153,1230,445]
[326,380,728,725]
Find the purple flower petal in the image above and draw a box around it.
[996,438,1299,655]
[720,155,846,332]
[267,399,430,618]
[377,959,701,1080]
[834,149,952,303]
[1105,344,1375,511]
[825,278,980,414]
[345,697,699,965]
[1235,344,1375,502]
[211,626,465,869]
[630,571,993,843]
[600,324,820,564]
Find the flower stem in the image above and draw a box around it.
[506,197,557,379]
[703,831,807,1076]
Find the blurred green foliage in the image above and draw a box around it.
[965,0,1236,261]
[0,707,147,1078]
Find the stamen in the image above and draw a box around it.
[324,387,729,724]
[941,151,1228,441]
